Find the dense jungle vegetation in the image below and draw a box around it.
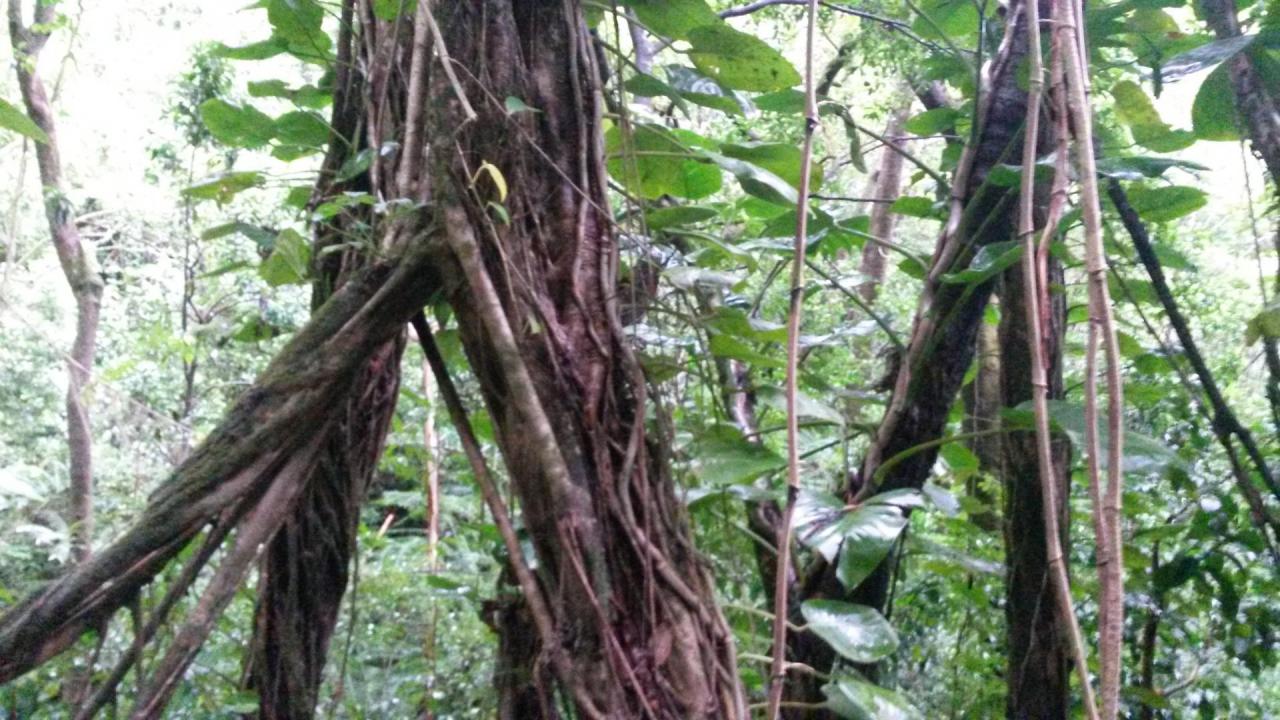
[2,0,1279,717]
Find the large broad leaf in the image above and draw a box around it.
[794,490,850,561]
[836,504,909,588]
[904,107,959,136]
[801,600,899,664]
[721,142,822,192]
[1110,80,1195,152]
[267,0,324,44]
[1192,62,1240,140]
[888,196,938,218]
[624,70,743,116]
[1096,156,1208,180]
[1162,33,1256,81]
[259,228,312,286]
[1011,400,1185,474]
[200,99,275,148]
[823,674,924,720]
[604,124,721,199]
[794,489,917,565]
[0,97,48,144]
[911,0,979,40]
[940,240,1022,285]
[645,205,719,229]
[1123,185,1207,223]
[274,111,330,147]
[182,171,265,204]
[213,37,288,61]
[702,151,798,206]
[687,24,801,92]
[626,0,719,40]
[690,425,785,485]
[756,386,845,426]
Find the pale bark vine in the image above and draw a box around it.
[7,0,103,564]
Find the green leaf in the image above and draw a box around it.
[1014,400,1185,474]
[199,99,275,148]
[755,89,806,114]
[503,95,539,115]
[687,24,801,92]
[1123,185,1207,223]
[182,171,265,204]
[690,425,785,485]
[888,196,937,218]
[721,142,821,191]
[904,108,959,136]
[274,111,329,147]
[836,504,909,588]
[940,240,1022,285]
[1162,33,1256,81]
[1192,63,1240,141]
[823,674,923,720]
[624,71,742,115]
[794,490,917,566]
[624,73,691,114]
[259,228,312,286]
[626,0,719,40]
[708,333,784,368]
[940,441,980,479]
[248,80,330,109]
[757,386,845,426]
[267,0,324,44]
[605,124,721,199]
[802,600,899,664]
[372,0,416,20]
[212,37,287,61]
[1246,301,1280,345]
[0,97,48,144]
[911,0,979,40]
[1096,156,1208,180]
[702,151,798,206]
[645,205,719,229]
[1110,80,1195,152]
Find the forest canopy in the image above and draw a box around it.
[1,0,1278,718]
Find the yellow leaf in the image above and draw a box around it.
[472,161,508,203]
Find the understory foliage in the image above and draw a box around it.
[0,0,1278,717]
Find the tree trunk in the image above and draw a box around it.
[999,257,1071,719]
[857,107,909,303]
[786,0,1045,699]
[7,0,103,565]
[963,300,1002,532]
[425,2,745,716]
[243,7,406,716]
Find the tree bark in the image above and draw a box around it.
[963,300,1002,532]
[425,2,745,716]
[243,6,407,716]
[7,0,103,565]
[999,257,1071,720]
[857,107,909,303]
